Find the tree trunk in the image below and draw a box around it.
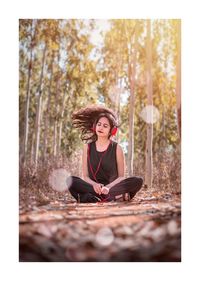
[176,20,181,140]
[53,76,60,158]
[43,52,54,162]
[53,120,57,158]
[34,44,47,169]
[22,20,36,165]
[30,130,35,165]
[145,20,153,188]
[127,21,139,176]
[57,84,68,157]
[115,78,122,143]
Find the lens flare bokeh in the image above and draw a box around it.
[95,227,114,247]
[140,105,160,124]
[48,168,72,192]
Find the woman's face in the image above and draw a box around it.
[95,117,111,138]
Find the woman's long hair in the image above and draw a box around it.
[72,105,118,142]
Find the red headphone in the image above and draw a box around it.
[110,126,118,136]
[91,124,118,136]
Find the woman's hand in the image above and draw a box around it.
[92,183,102,195]
[101,186,109,195]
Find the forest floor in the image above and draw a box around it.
[19,188,181,262]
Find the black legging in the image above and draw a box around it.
[67,176,143,203]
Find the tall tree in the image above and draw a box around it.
[43,51,55,162]
[34,44,47,168]
[176,20,181,140]
[127,21,139,176]
[53,69,61,158]
[145,20,153,188]
[57,81,69,157]
[21,19,37,165]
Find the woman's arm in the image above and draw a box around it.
[106,144,125,189]
[82,144,102,194]
[82,144,96,185]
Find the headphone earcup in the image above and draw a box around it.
[111,127,118,136]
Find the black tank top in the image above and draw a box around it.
[87,141,118,185]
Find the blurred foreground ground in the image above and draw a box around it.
[19,189,181,262]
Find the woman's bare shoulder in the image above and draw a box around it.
[116,143,124,154]
[83,141,93,149]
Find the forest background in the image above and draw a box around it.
[19,19,181,195]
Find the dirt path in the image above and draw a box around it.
[19,191,181,262]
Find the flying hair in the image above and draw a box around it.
[72,105,119,142]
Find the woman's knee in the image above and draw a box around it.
[66,176,80,189]
[128,176,143,189]
[127,176,143,186]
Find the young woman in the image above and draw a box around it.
[67,105,143,203]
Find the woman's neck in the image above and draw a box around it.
[96,137,110,146]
